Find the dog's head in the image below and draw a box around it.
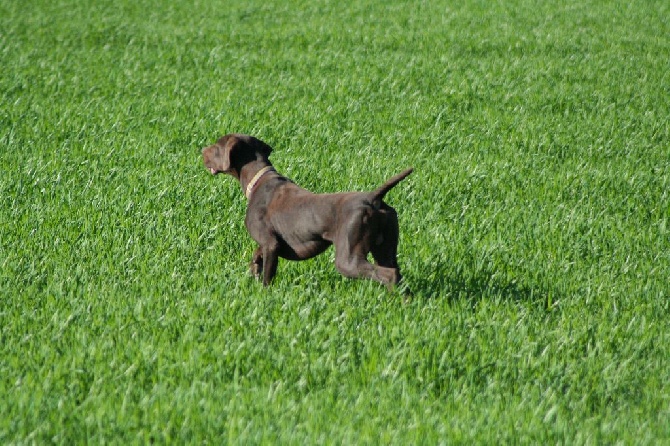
[202,134,273,178]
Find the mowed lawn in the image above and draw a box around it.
[1,0,668,443]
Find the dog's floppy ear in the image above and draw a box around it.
[216,135,239,172]
[214,134,252,172]
[202,134,239,174]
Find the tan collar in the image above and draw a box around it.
[245,166,275,199]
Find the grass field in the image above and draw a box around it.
[1,0,669,443]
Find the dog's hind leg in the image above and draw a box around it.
[370,205,400,270]
[333,208,400,286]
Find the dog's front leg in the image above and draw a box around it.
[250,247,263,279]
[261,243,279,286]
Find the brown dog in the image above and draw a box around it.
[202,133,413,287]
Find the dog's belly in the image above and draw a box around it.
[278,238,331,261]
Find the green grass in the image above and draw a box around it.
[1,0,669,443]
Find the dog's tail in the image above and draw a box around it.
[370,168,414,205]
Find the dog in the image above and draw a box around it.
[202,133,413,287]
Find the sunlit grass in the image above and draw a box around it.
[1,0,668,443]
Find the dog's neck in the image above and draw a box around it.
[240,162,276,199]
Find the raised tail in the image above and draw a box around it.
[371,168,414,202]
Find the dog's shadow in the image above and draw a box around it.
[406,255,559,308]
